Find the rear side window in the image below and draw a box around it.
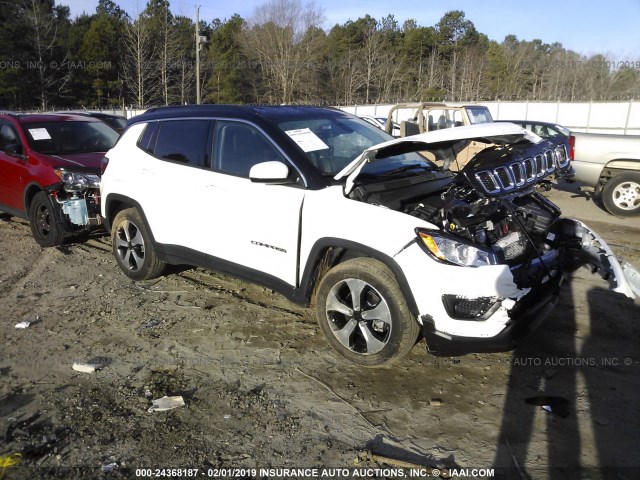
[152,120,211,167]
[0,122,21,151]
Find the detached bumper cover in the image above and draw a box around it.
[417,218,638,355]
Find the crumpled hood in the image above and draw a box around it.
[334,123,542,194]
[47,152,105,172]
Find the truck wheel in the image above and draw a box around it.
[315,257,419,366]
[28,191,65,247]
[602,173,640,217]
[111,208,165,280]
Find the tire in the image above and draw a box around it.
[315,257,420,366]
[602,173,640,217]
[111,208,165,281]
[28,191,65,247]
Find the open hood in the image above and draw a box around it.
[334,123,542,195]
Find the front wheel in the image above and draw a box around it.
[111,208,165,281]
[602,173,640,217]
[315,257,419,366]
[28,191,65,247]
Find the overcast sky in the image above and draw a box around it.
[60,0,640,58]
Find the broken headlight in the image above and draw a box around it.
[55,169,100,193]
[417,229,498,267]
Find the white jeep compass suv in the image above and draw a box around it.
[100,106,638,365]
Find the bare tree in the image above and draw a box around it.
[242,0,323,104]
[20,0,70,109]
[122,14,156,107]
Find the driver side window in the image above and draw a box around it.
[213,121,287,177]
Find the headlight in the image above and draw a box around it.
[417,229,498,267]
[54,169,101,192]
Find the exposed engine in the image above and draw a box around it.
[406,183,561,265]
[352,140,571,266]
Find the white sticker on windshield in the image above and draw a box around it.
[28,128,52,141]
[285,128,329,153]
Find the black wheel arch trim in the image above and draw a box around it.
[298,237,419,316]
[104,194,157,240]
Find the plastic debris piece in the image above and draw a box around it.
[0,453,22,476]
[148,395,185,413]
[15,321,31,329]
[72,362,102,373]
[102,462,118,473]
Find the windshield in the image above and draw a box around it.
[466,107,493,124]
[25,121,119,155]
[278,115,433,176]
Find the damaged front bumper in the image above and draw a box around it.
[45,170,103,234]
[396,219,639,356]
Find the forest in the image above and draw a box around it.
[1,0,638,110]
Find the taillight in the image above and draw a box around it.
[568,135,575,161]
[101,156,109,175]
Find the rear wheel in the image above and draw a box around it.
[315,257,419,366]
[111,208,165,280]
[602,173,640,217]
[28,191,65,247]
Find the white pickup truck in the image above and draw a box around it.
[571,132,640,216]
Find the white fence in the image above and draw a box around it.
[339,101,640,135]
[97,101,640,136]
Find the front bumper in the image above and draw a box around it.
[421,272,563,355]
[394,218,638,356]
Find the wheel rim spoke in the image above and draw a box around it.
[130,229,144,247]
[334,318,358,348]
[326,289,354,316]
[130,249,144,270]
[358,322,386,354]
[115,235,128,249]
[361,301,391,324]
[344,279,366,311]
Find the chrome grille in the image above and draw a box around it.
[523,158,535,181]
[509,162,525,186]
[495,166,514,190]
[544,150,555,173]
[534,154,545,177]
[473,148,560,195]
[475,171,501,194]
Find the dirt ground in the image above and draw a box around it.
[1,185,639,480]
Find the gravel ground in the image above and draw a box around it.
[1,186,639,480]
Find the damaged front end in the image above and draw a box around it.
[341,123,639,354]
[46,168,102,232]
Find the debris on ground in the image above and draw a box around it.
[148,396,186,413]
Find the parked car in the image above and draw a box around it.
[570,132,640,217]
[358,115,400,137]
[382,102,495,169]
[495,120,573,165]
[0,111,119,246]
[62,111,128,134]
[100,106,638,365]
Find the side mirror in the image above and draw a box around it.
[5,143,25,159]
[249,161,291,184]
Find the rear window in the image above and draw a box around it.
[24,121,119,154]
[466,107,493,124]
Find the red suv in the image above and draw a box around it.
[0,112,119,246]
